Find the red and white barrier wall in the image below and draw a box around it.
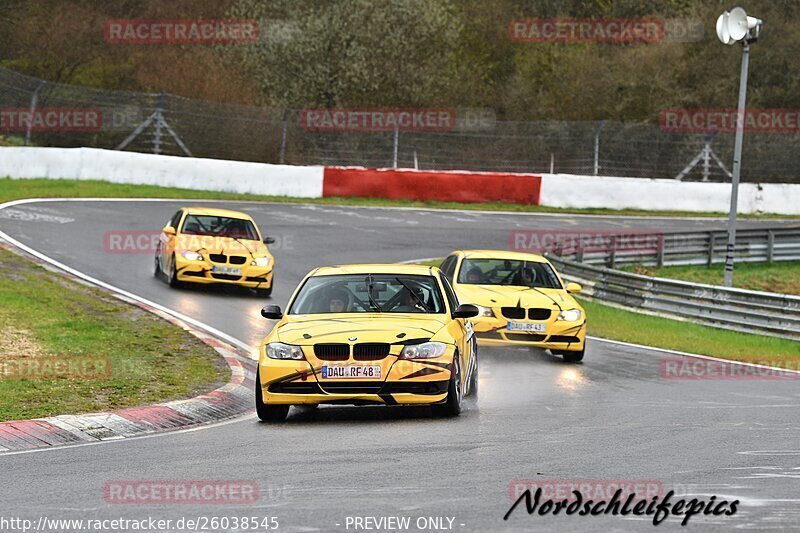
[1,147,798,214]
[323,166,541,205]
[0,147,325,198]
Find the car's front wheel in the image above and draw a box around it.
[466,353,478,398]
[433,355,462,417]
[553,345,585,363]
[153,253,161,278]
[167,255,182,288]
[255,369,289,422]
[256,281,273,297]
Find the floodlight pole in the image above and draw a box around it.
[723,40,749,287]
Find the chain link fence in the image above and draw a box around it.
[2,66,798,182]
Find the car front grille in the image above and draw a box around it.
[318,381,384,394]
[229,255,247,265]
[528,308,551,320]
[211,273,241,281]
[501,307,526,319]
[505,333,546,342]
[353,343,390,360]
[314,343,350,361]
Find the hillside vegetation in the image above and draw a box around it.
[1,0,798,122]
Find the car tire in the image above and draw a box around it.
[168,255,182,288]
[154,253,161,278]
[560,347,585,363]
[466,351,478,398]
[255,369,289,423]
[433,355,462,417]
[256,284,273,297]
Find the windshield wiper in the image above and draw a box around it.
[365,274,382,312]
[395,277,430,312]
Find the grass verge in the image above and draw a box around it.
[623,261,800,296]
[577,298,800,366]
[0,247,229,421]
[1,177,796,219]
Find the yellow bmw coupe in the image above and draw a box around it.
[154,207,275,295]
[440,250,586,362]
[255,264,480,421]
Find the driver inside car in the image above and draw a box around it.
[392,287,426,313]
[326,288,350,313]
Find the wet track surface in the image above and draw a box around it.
[1,200,799,531]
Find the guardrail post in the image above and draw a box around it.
[657,239,665,267]
[707,232,715,266]
[608,235,616,269]
[576,243,584,263]
[24,80,46,146]
[767,230,775,263]
[392,123,399,169]
[279,108,288,164]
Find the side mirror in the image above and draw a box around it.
[162,226,176,236]
[261,305,283,320]
[263,236,276,244]
[566,282,582,294]
[452,303,479,319]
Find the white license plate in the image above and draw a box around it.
[212,266,242,276]
[507,321,546,332]
[322,365,381,379]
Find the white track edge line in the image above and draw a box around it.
[0,198,254,357]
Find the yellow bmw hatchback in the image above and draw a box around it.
[154,207,275,295]
[255,264,480,422]
[440,250,586,362]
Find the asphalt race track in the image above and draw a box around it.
[1,199,799,532]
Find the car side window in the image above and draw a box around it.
[440,274,460,312]
[169,210,183,230]
[440,255,457,281]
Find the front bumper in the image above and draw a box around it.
[175,256,273,288]
[264,380,449,406]
[258,347,454,406]
[471,316,586,350]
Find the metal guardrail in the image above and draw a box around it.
[545,226,800,340]
[553,226,800,268]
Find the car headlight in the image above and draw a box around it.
[265,342,304,360]
[181,251,203,261]
[557,309,582,322]
[474,305,494,317]
[400,341,448,359]
[251,257,271,267]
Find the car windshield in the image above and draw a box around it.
[457,258,562,289]
[289,274,446,314]
[180,215,259,240]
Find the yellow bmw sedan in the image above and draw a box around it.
[255,264,479,422]
[439,250,586,362]
[154,207,275,295]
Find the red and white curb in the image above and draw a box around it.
[0,227,256,453]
